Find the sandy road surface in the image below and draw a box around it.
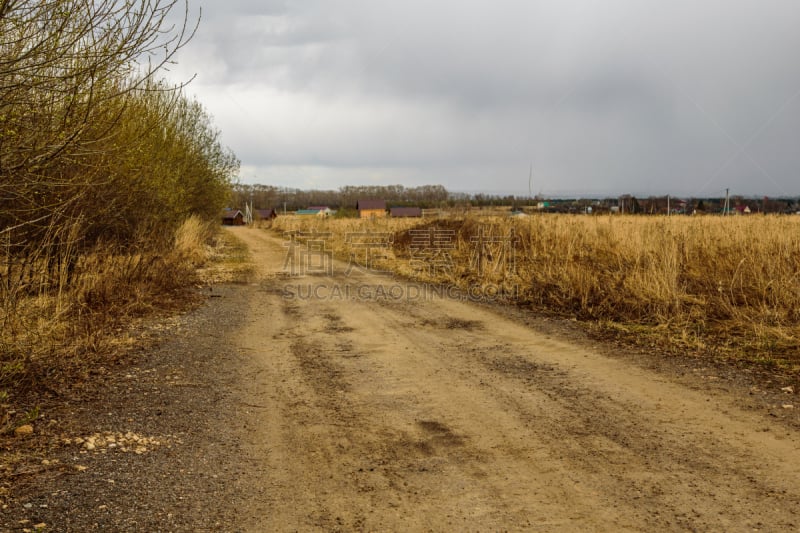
[230,226,800,532]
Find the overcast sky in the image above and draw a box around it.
[166,0,800,197]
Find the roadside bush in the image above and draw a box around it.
[0,1,238,409]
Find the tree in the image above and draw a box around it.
[1,0,197,240]
[0,0,239,298]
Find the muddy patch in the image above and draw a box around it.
[420,317,484,331]
[417,420,466,448]
[322,312,355,333]
[290,340,350,395]
[485,353,563,382]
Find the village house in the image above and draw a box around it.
[390,206,422,218]
[308,206,334,216]
[357,199,387,218]
[296,208,327,217]
[256,208,278,220]
[221,209,245,226]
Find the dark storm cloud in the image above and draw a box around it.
[173,0,800,195]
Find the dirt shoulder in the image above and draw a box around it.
[0,283,255,532]
[3,226,799,531]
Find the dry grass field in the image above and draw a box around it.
[0,217,220,411]
[273,214,800,371]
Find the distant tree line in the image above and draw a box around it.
[1,0,239,294]
[232,183,799,215]
[232,184,449,211]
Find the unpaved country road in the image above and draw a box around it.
[230,226,800,532]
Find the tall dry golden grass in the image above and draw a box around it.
[0,216,216,409]
[273,215,421,257]
[273,214,800,369]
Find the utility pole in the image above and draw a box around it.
[723,188,730,216]
[528,163,533,199]
[245,193,253,225]
[667,195,670,216]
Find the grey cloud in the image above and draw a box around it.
[174,0,800,196]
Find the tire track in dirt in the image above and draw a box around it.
[367,297,799,530]
[228,227,800,532]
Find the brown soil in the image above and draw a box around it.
[3,226,800,531]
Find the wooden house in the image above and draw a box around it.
[357,199,387,219]
[390,206,422,218]
[222,209,245,226]
[256,208,278,220]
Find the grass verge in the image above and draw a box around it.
[0,216,230,435]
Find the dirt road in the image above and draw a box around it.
[228,227,800,531]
